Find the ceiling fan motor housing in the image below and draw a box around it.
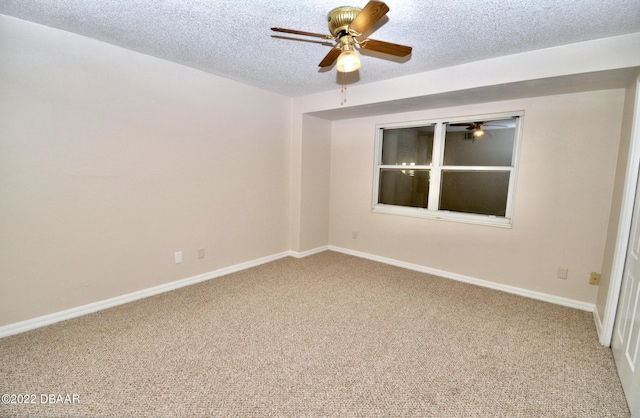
[327,6,361,38]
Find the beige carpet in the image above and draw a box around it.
[0,251,630,417]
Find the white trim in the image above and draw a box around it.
[429,122,444,210]
[1,243,595,339]
[288,246,330,258]
[329,245,595,312]
[372,205,513,228]
[600,76,640,346]
[594,306,604,338]
[0,251,291,338]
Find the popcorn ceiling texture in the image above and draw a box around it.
[0,252,630,417]
[1,0,639,96]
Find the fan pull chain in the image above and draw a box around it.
[341,72,347,106]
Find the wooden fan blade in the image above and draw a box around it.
[349,1,389,35]
[449,123,476,130]
[319,47,342,67]
[359,38,412,57]
[271,27,333,40]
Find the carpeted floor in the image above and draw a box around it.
[0,251,630,417]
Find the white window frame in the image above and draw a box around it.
[372,111,524,228]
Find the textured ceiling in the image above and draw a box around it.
[1,0,640,97]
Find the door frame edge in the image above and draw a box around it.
[600,76,640,346]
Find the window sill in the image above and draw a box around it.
[372,205,513,228]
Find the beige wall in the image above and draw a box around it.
[298,115,331,253]
[2,14,638,329]
[0,17,292,326]
[289,114,332,254]
[328,90,625,304]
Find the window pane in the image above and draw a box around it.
[381,126,434,166]
[440,171,510,216]
[378,169,430,208]
[443,118,516,166]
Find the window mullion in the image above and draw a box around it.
[440,166,514,171]
[378,165,432,169]
[428,123,444,210]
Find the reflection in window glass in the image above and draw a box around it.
[379,169,430,208]
[381,126,434,166]
[444,118,516,166]
[440,171,510,216]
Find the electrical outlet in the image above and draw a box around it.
[174,251,183,264]
[197,248,205,259]
[589,272,601,285]
[352,231,358,239]
[557,268,568,280]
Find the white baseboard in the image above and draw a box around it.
[1,245,596,338]
[288,246,330,259]
[329,246,596,312]
[0,251,291,338]
[593,306,607,346]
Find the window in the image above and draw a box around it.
[373,112,523,227]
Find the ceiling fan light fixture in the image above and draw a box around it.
[473,127,485,138]
[336,46,361,73]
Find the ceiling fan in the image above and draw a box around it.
[271,1,412,73]
[450,122,488,138]
[449,121,510,138]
